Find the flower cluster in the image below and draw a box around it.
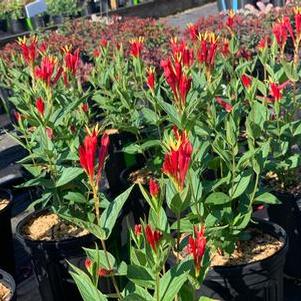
[162,128,193,191]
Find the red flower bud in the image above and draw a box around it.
[149,178,160,198]
[13,110,21,122]
[85,258,92,270]
[98,268,111,277]
[134,224,142,236]
[100,38,108,48]
[146,67,155,91]
[35,97,45,116]
[145,224,162,253]
[215,97,233,112]
[82,103,89,112]
[46,127,53,140]
[241,74,252,89]
[187,225,206,277]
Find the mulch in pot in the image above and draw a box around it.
[0,282,10,301]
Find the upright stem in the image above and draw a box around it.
[176,213,181,262]
[156,272,160,301]
[100,239,122,300]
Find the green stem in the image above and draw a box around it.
[156,272,160,301]
[100,239,122,300]
[176,213,181,262]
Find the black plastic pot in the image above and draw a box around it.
[30,15,45,30]
[16,210,95,301]
[0,190,15,277]
[267,191,301,278]
[50,15,64,25]
[0,269,16,301]
[81,1,97,16]
[105,132,144,194]
[9,18,27,34]
[0,19,7,32]
[199,219,288,301]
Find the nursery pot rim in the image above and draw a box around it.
[15,208,92,245]
[0,268,16,301]
[210,218,288,272]
[0,189,13,215]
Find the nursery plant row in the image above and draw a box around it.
[0,0,149,35]
[1,3,301,301]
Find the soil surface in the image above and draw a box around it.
[0,282,11,301]
[211,229,284,266]
[129,168,153,185]
[0,199,9,211]
[22,212,89,241]
[265,171,301,196]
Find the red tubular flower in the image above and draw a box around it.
[134,224,142,236]
[162,128,193,191]
[215,97,233,112]
[64,48,80,76]
[97,133,110,181]
[146,67,155,90]
[197,32,218,68]
[79,129,98,181]
[145,224,162,253]
[161,58,191,111]
[38,42,47,54]
[82,103,89,112]
[93,49,100,58]
[257,36,270,51]
[85,258,92,270]
[98,268,112,277]
[221,38,230,57]
[35,97,45,116]
[269,81,290,102]
[149,178,160,199]
[282,16,295,44]
[226,10,236,29]
[13,110,21,122]
[46,127,54,140]
[187,23,199,41]
[34,56,62,87]
[187,225,206,277]
[18,36,37,65]
[294,7,301,40]
[129,37,144,58]
[100,38,108,48]
[272,21,288,50]
[241,74,252,89]
[170,38,194,67]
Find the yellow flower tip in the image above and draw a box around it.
[146,66,155,74]
[61,45,72,54]
[86,124,100,136]
[293,6,301,14]
[170,37,178,44]
[17,36,26,45]
[228,9,235,18]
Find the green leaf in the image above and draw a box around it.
[229,172,252,199]
[99,185,133,239]
[69,263,108,301]
[56,167,83,187]
[205,192,231,205]
[127,265,155,288]
[159,260,192,301]
[59,214,105,240]
[64,192,87,204]
[254,192,280,204]
[199,297,219,301]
